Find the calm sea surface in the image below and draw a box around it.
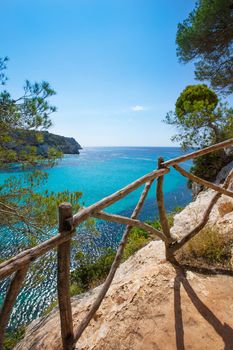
[0,147,193,328]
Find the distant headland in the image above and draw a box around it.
[4,129,82,157]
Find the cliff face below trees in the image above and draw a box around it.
[15,167,233,350]
[5,130,82,157]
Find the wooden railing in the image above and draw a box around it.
[1,138,233,349]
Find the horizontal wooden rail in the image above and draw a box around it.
[0,232,75,279]
[163,138,233,167]
[71,168,169,227]
[173,164,233,198]
[93,211,166,241]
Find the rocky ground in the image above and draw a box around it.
[15,239,233,350]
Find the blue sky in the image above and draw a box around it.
[1,0,221,147]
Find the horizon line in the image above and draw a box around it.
[81,145,182,148]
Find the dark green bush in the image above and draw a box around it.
[71,248,116,292]
[188,150,232,188]
[70,221,162,293]
[3,327,25,350]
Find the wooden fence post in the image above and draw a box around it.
[156,157,174,261]
[57,202,74,350]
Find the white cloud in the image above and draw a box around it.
[131,105,144,112]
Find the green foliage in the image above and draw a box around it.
[70,226,157,294]
[165,84,233,150]
[43,299,59,316]
[70,210,184,294]
[164,84,233,183]
[71,248,116,292]
[0,57,60,166]
[0,57,84,339]
[176,0,233,94]
[0,56,83,253]
[188,151,230,187]
[123,227,150,260]
[0,170,82,247]
[0,57,8,86]
[175,84,218,120]
[177,227,232,267]
[3,326,25,350]
[166,206,184,227]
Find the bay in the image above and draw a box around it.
[0,147,193,328]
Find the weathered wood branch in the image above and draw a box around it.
[170,169,233,252]
[0,266,28,349]
[93,211,166,241]
[57,203,74,350]
[173,164,233,198]
[163,138,233,167]
[74,181,154,342]
[156,158,172,241]
[130,180,153,219]
[0,232,75,280]
[72,168,169,227]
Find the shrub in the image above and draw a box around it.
[188,151,231,189]
[70,222,160,293]
[122,227,150,260]
[177,227,232,267]
[71,249,116,292]
[3,327,25,350]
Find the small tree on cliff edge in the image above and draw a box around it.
[165,84,233,150]
[164,84,233,183]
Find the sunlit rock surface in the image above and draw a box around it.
[15,240,233,350]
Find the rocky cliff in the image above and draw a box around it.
[5,130,82,157]
[15,166,233,350]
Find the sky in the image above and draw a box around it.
[0,0,219,147]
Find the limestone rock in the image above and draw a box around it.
[15,240,233,350]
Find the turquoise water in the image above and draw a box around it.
[0,147,192,329]
[0,147,192,216]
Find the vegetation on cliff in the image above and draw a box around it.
[0,56,83,350]
[176,0,233,94]
[164,84,233,185]
[0,57,82,248]
[177,226,233,269]
[166,0,233,185]
[3,129,81,161]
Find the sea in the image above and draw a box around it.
[0,147,193,329]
